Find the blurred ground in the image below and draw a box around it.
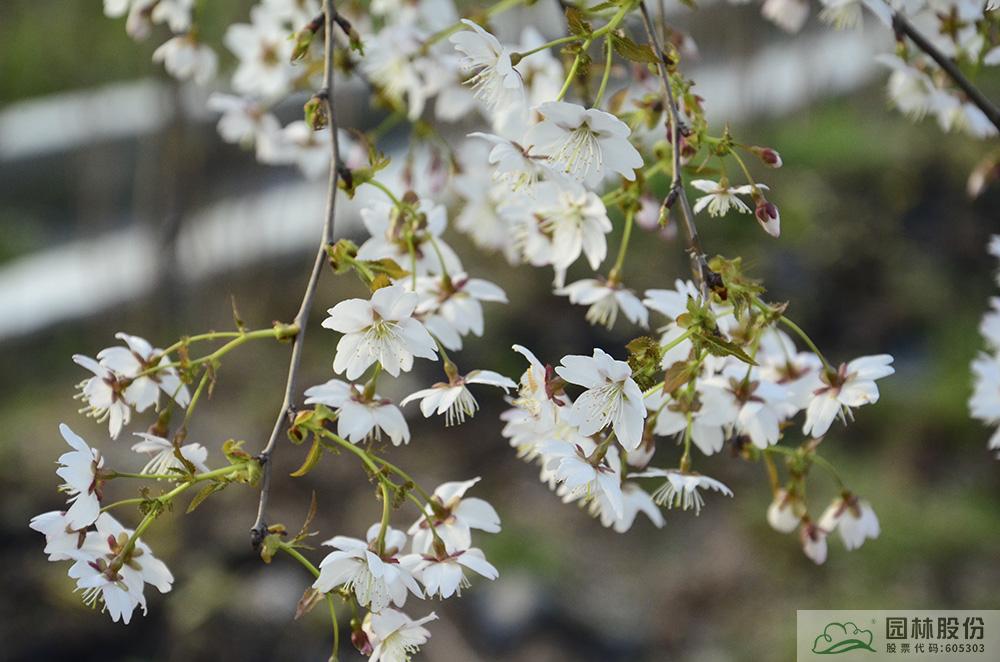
[2,2,1000,661]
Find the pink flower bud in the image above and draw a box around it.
[751,146,783,168]
[352,629,373,656]
[754,200,781,238]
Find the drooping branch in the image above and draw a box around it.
[250,0,346,550]
[891,11,1000,134]
[637,2,718,294]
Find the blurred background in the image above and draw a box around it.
[2,1,999,660]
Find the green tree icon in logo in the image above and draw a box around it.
[812,622,876,654]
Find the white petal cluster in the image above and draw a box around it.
[73,333,190,439]
[31,505,173,624]
[971,235,1000,456]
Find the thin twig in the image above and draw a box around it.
[892,11,1000,134]
[637,2,717,294]
[250,0,345,550]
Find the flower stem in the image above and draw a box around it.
[810,453,846,490]
[375,481,392,554]
[608,208,635,282]
[366,178,403,207]
[514,33,581,59]
[110,465,242,571]
[755,300,833,373]
[136,327,297,378]
[593,36,614,108]
[278,542,340,662]
[660,327,694,353]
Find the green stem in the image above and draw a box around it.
[159,330,248,357]
[99,497,147,512]
[366,179,403,207]
[660,327,695,354]
[679,414,693,472]
[136,327,296,378]
[427,235,452,278]
[729,149,762,195]
[556,39,591,101]
[608,208,635,281]
[110,465,242,570]
[593,36,614,108]
[514,33,581,59]
[811,453,846,489]
[182,368,212,427]
[278,543,340,661]
[372,456,433,503]
[317,430,383,476]
[376,481,392,554]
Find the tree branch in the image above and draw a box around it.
[637,2,718,294]
[892,11,1000,134]
[250,0,344,550]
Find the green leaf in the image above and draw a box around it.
[695,331,757,365]
[289,437,324,478]
[186,482,226,514]
[611,34,657,64]
[565,7,592,36]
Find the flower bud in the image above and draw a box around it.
[800,520,828,565]
[767,489,800,533]
[754,199,781,238]
[751,145,783,168]
[304,95,328,131]
[351,621,373,655]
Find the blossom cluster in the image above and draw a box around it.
[30,423,177,624]
[757,0,1000,139]
[501,275,889,563]
[970,236,1000,458]
[57,0,924,657]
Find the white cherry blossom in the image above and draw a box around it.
[131,433,209,477]
[636,468,733,514]
[363,609,438,662]
[408,477,502,554]
[539,439,625,517]
[450,20,525,112]
[557,278,648,329]
[800,521,828,564]
[323,285,438,380]
[555,348,646,450]
[526,101,643,187]
[409,547,499,598]
[803,355,894,438]
[224,6,295,98]
[357,199,462,277]
[68,513,173,624]
[766,489,802,533]
[413,273,507,351]
[56,424,104,529]
[818,496,880,550]
[304,379,410,446]
[401,370,515,426]
[153,36,217,85]
[30,511,87,562]
[587,481,664,533]
[690,179,762,217]
[313,524,423,613]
